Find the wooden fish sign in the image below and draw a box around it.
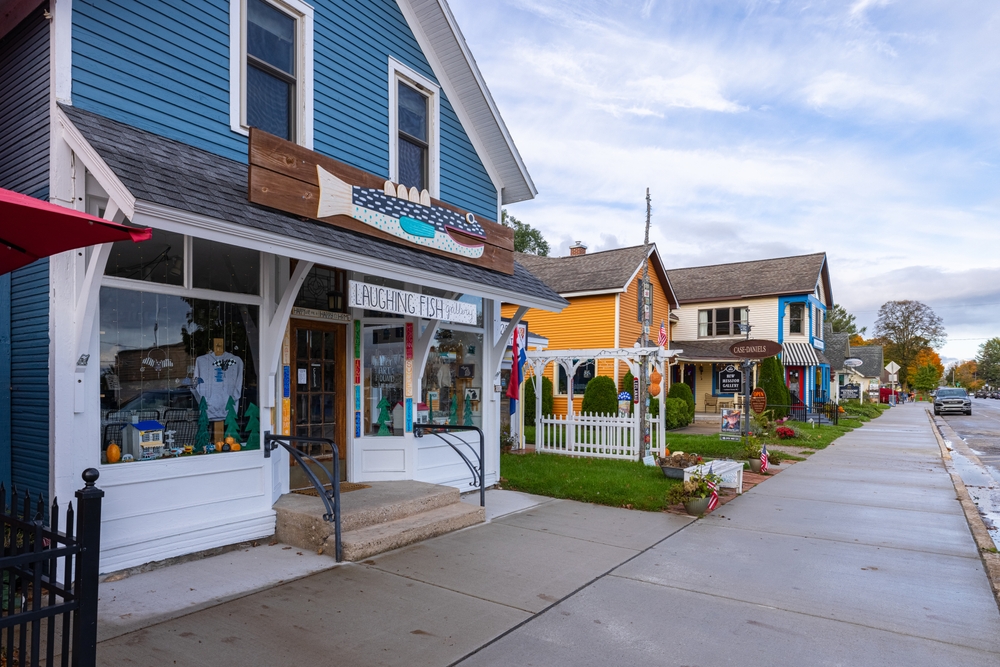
[248,129,514,274]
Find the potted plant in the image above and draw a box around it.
[743,437,764,473]
[667,468,723,516]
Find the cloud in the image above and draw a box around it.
[804,71,937,115]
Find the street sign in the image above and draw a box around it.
[844,358,863,368]
[888,373,898,383]
[750,387,767,414]
[839,384,861,400]
[885,361,900,374]
[729,339,782,359]
[718,365,743,394]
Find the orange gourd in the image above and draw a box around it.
[649,368,662,397]
[230,442,241,452]
[106,442,121,464]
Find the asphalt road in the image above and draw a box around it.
[942,397,1000,484]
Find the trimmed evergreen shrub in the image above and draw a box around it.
[663,397,690,429]
[649,397,659,418]
[667,382,695,420]
[581,376,618,415]
[756,356,790,419]
[524,376,553,423]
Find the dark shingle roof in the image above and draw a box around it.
[824,326,851,371]
[667,253,831,305]
[61,105,566,309]
[850,345,884,379]
[670,339,742,362]
[515,246,651,294]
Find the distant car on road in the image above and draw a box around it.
[975,391,986,398]
[934,388,971,416]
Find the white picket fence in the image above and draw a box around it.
[537,412,666,461]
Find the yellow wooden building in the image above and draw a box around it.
[501,243,677,415]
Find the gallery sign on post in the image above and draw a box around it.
[348,281,477,325]
[718,365,743,394]
[839,385,861,400]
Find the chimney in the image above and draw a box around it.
[569,241,587,256]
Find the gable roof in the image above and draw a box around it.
[515,245,678,306]
[824,330,851,371]
[851,345,884,379]
[399,0,536,204]
[666,253,833,307]
[60,105,566,311]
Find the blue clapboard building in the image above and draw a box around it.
[0,0,565,571]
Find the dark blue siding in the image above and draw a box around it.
[9,261,50,501]
[0,7,51,499]
[71,0,498,219]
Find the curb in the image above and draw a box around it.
[926,410,1000,611]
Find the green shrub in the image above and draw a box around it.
[581,376,618,415]
[649,397,659,418]
[524,376,553,423]
[663,397,690,429]
[757,356,790,419]
[667,382,695,420]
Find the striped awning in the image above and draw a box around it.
[782,342,820,367]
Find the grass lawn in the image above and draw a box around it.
[500,452,680,511]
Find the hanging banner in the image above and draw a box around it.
[348,280,477,324]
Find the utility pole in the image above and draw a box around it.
[638,188,651,459]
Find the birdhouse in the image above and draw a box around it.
[125,420,166,460]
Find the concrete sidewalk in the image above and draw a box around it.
[460,404,1000,667]
[96,404,1000,666]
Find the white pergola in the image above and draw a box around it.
[521,347,682,457]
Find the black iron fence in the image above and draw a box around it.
[413,424,485,507]
[0,469,103,667]
[768,403,838,426]
[263,433,342,562]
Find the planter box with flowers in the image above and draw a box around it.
[657,452,704,479]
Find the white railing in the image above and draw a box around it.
[646,412,665,458]
[538,412,640,460]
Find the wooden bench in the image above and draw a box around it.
[684,459,744,494]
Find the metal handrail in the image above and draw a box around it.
[263,433,342,562]
[413,424,485,507]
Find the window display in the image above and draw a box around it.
[99,287,259,462]
[420,329,483,427]
[104,229,184,285]
[364,325,405,436]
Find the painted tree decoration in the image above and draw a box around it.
[449,394,458,425]
[463,393,473,426]
[224,396,241,442]
[195,397,211,452]
[376,397,393,436]
[244,403,260,449]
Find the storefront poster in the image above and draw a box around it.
[721,408,742,436]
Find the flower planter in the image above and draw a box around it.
[660,464,698,480]
[682,496,711,516]
[748,458,762,473]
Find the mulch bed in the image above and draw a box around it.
[663,462,790,517]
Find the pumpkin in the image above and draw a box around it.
[663,448,671,457]
[106,442,121,464]
[225,436,236,445]
[230,442,241,452]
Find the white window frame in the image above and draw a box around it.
[230,0,314,148]
[388,57,440,198]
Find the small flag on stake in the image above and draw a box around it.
[760,443,769,474]
[707,464,719,511]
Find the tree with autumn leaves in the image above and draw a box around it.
[906,348,944,390]
[944,360,981,390]
[873,300,946,388]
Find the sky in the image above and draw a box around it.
[448,0,1000,365]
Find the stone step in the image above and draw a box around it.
[338,501,485,562]
[274,480,463,552]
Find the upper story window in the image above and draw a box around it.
[814,307,823,339]
[246,0,296,140]
[698,307,748,338]
[789,303,804,334]
[389,58,440,197]
[230,0,314,146]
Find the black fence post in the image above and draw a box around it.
[73,468,104,667]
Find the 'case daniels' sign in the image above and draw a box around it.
[247,129,515,274]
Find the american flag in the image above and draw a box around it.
[706,464,719,511]
[760,443,768,473]
[658,320,667,347]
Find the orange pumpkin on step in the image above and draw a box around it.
[106,442,121,464]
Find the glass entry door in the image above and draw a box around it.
[290,319,346,484]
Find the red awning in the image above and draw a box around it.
[0,188,151,275]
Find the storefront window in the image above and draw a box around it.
[99,287,259,462]
[419,329,483,427]
[364,325,405,436]
[193,238,260,295]
[104,229,184,285]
